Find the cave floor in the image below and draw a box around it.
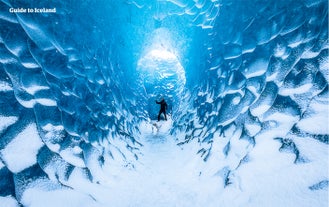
[100,118,221,207]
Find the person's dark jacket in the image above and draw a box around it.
[156,99,167,111]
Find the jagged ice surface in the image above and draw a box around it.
[0,0,328,206]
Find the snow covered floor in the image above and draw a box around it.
[1,115,328,207]
[99,115,328,207]
[102,117,223,207]
[101,117,329,207]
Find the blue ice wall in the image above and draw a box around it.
[174,0,328,157]
[1,0,144,143]
[1,1,147,203]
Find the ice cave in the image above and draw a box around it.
[0,0,328,206]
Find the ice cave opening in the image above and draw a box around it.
[0,0,328,207]
[136,31,186,120]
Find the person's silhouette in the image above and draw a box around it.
[156,98,167,121]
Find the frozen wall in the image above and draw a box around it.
[0,0,328,206]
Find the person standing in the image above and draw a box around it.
[156,98,167,121]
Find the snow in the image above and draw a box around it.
[243,59,268,79]
[244,122,261,137]
[0,116,18,133]
[24,86,49,95]
[35,98,57,106]
[101,118,223,207]
[234,132,328,207]
[59,148,85,168]
[297,99,329,134]
[0,123,44,173]
[280,83,313,96]
[0,196,20,207]
[86,114,325,207]
[0,81,13,91]
[21,188,100,207]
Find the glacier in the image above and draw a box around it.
[0,0,328,206]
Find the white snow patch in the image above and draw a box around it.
[245,122,262,137]
[274,43,287,58]
[0,196,20,207]
[243,59,268,78]
[0,123,44,173]
[24,86,49,95]
[0,116,18,133]
[0,81,13,91]
[42,124,64,152]
[297,101,329,134]
[36,98,57,106]
[250,104,271,117]
[279,83,313,96]
[232,129,329,207]
[17,98,36,108]
[21,62,40,69]
[21,188,101,207]
[59,148,85,168]
[288,40,303,48]
[301,51,320,59]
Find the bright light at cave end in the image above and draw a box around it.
[137,47,186,86]
[149,49,177,60]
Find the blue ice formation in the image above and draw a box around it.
[0,0,328,206]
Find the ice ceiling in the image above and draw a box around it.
[0,0,328,206]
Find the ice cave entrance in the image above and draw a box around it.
[137,47,186,120]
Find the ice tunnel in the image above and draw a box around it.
[136,28,186,119]
[0,0,328,206]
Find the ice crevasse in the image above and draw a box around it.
[0,0,328,207]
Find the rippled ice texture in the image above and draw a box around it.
[0,0,328,206]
